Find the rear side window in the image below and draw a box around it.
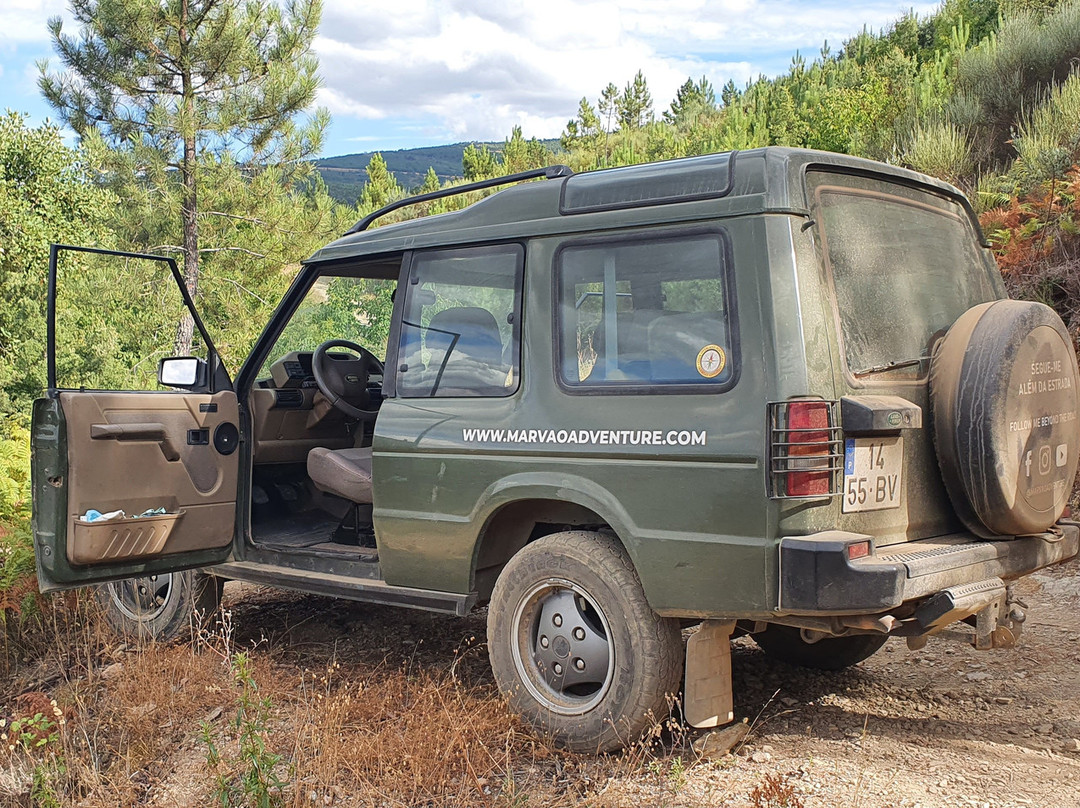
[809,171,1001,377]
[556,231,737,392]
[397,244,523,398]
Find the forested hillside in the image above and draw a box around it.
[3,0,1080,605]
[314,140,560,203]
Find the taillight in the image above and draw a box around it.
[769,399,841,498]
[786,401,833,496]
[846,540,871,560]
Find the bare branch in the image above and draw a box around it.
[214,276,270,304]
[199,210,303,235]
[198,246,267,259]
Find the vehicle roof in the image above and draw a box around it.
[305,147,971,265]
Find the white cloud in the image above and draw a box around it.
[0,0,69,45]
[315,0,938,143]
[0,0,942,148]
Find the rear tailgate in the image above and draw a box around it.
[806,169,1004,546]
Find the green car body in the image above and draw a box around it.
[32,147,1080,751]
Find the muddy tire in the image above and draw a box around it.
[487,531,683,753]
[754,624,888,671]
[931,300,1080,538]
[96,570,223,641]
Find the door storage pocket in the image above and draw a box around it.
[72,510,185,564]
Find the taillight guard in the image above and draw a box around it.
[768,399,843,499]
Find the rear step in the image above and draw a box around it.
[211,560,476,616]
[868,533,1066,600]
[878,535,999,577]
[914,577,1006,630]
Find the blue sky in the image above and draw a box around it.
[0,0,939,158]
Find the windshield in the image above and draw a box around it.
[809,171,1002,376]
[258,275,397,379]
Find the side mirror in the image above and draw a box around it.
[158,356,207,390]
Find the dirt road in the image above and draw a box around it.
[199,556,1080,808]
[655,556,1080,808]
[7,556,1076,807]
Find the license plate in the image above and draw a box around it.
[843,437,903,512]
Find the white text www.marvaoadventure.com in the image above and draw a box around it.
[461,428,707,446]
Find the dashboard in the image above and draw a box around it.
[270,351,317,390]
[259,350,383,410]
[251,350,385,463]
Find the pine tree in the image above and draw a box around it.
[598,82,620,132]
[419,167,441,194]
[664,76,717,126]
[359,154,401,210]
[561,97,602,150]
[721,80,741,108]
[618,71,654,130]
[503,126,551,174]
[40,0,327,354]
[462,143,499,180]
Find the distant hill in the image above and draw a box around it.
[314,140,560,205]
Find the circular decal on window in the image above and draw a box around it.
[696,345,727,378]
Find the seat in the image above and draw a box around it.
[307,446,373,504]
[648,312,728,381]
[424,307,507,393]
[586,309,669,381]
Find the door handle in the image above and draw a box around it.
[90,422,181,462]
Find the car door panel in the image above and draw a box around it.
[33,244,239,592]
[61,390,239,562]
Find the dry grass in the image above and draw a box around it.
[0,591,701,807]
[0,599,232,804]
[285,663,551,806]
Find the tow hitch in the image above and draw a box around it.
[909,577,1026,650]
[973,583,1027,650]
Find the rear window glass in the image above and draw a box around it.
[808,171,1001,377]
[556,231,736,392]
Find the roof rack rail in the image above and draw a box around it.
[342,164,574,236]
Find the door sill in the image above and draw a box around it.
[211,559,476,616]
[254,540,378,562]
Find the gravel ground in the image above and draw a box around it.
[203,554,1080,808]
[656,555,1080,808]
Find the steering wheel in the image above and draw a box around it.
[311,339,384,421]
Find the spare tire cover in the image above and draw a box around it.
[931,299,1080,538]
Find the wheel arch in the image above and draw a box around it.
[469,474,641,603]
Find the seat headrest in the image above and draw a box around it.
[427,307,503,360]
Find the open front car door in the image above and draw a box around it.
[31,245,238,592]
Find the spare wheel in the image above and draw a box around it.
[930,299,1080,538]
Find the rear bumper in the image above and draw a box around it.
[778,521,1080,615]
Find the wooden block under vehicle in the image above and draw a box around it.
[684,619,736,729]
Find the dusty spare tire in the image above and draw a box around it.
[931,299,1080,538]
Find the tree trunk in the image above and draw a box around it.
[174,155,198,356]
[174,0,198,356]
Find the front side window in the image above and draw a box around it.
[52,247,209,391]
[809,171,1001,378]
[397,244,523,398]
[557,232,736,392]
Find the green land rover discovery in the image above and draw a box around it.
[32,148,1080,752]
